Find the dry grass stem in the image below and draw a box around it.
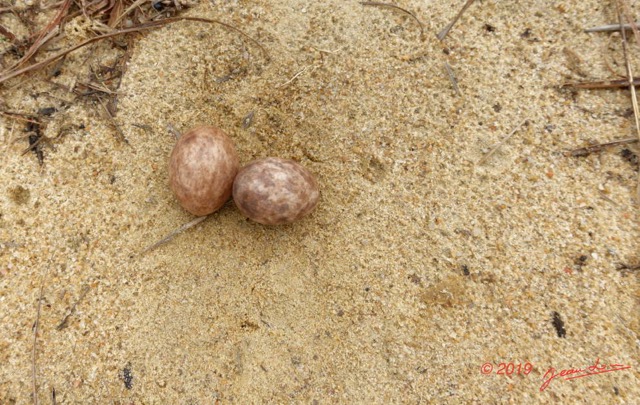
[619,0,640,43]
[77,81,122,95]
[360,2,424,38]
[444,61,461,96]
[112,0,148,28]
[566,137,638,157]
[99,99,127,143]
[140,215,209,255]
[0,17,269,85]
[56,285,90,330]
[563,78,640,89]
[437,0,475,40]
[166,123,181,139]
[276,65,311,88]
[10,0,72,73]
[21,136,45,156]
[0,23,16,41]
[476,119,527,166]
[32,263,51,405]
[585,22,640,33]
[0,111,39,123]
[616,0,640,200]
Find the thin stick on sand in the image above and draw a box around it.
[32,262,51,405]
[0,17,269,84]
[140,215,209,255]
[360,2,425,38]
[0,111,40,124]
[99,99,127,144]
[0,23,16,41]
[444,61,461,96]
[110,0,148,28]
[437,0,476,40]
[476,119,528,166]
[563,78,640,89]
[276,65,310,88]
[566,137,638,157]
[585,22,640,33]
[9,0,72,73]
[616,0,640,200]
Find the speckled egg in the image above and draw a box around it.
[233,157,319,225]
[169,126,239,216]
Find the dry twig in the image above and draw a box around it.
[444,61,461,96]
[616,0,640,200]
[10,0,72,73]
[276,65,311,88]
[563,78,640,89]
[0,23,16,42]
[0,111,39,124]
[0,17,269,84]
[32,262,51,405]
[360,2,424,38]
[437,0,475,40]
[566,137,638,157]
[111,0,153,28]
[99,98,127,143]
[476,119,527,166]
[56,285,90,330]
[585,22,640,33]
[140,215,209,254]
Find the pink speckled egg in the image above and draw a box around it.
[169,126,239,216]
[233,157,319,225]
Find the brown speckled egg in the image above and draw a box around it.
[233,157,319,225]
[169,126,239,216]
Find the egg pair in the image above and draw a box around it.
[168,126,319,225]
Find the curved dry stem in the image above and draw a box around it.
[360,2,425,38]
[139,215,209,255]
[0,16,269,85]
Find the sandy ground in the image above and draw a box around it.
[1,0,639,403]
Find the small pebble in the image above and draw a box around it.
[233,157,319,225]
